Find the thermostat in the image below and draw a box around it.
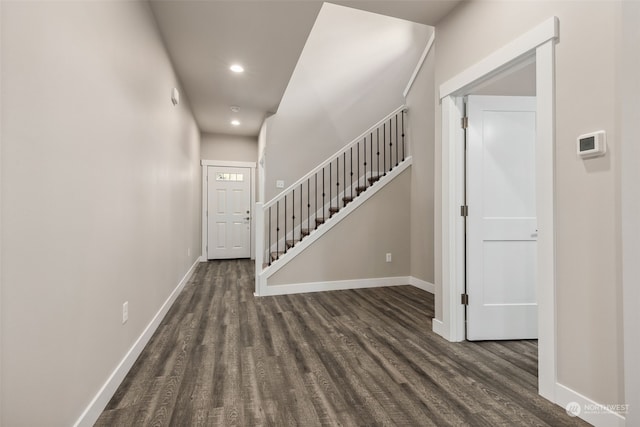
[577,130,606,159]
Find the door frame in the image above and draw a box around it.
[437,17,558,401]
[201,160,256,261]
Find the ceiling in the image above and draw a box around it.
[149,1,462,137]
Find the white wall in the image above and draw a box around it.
[201,133,258,163]
[264,2,431,201]
[470,62,536,96]
[434,0,623,411]
[620,1,640,424]
[405,45,435,284]
[1,2,201,425]
[0,1,4,420]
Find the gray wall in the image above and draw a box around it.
[201,133,258,163]
[620,2,640,424]
[434,0,623,409]
[1,2,201,425]
[405,48,435,284]
[268,169,411,285]
[264,3,431,201]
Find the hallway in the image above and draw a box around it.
[96,260,587,426]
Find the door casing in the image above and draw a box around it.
[437,16,558,402]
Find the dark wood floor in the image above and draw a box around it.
[96,260,589,426]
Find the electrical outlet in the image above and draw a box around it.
[386,253,392,263]
[276,180,285,188]
[122,301,129,324]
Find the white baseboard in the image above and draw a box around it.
[409,277,435,294]
[73,258,201,427]
[260,275,434,297]
[432,318,446,338]
[261,276,412,296]
[555,383,626,427]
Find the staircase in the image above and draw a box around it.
[255,106,409,293]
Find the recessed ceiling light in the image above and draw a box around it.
[230,64,244,73]
[231,120,241,126]
[230,106,240,113]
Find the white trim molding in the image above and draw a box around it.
[258,276,412,297]
[259,274,433,298]
[408,277,435,294]
[437,95,466,344]
[432,319,445,338]
[437,15,559,408]
[201,159,257,168]
[73,258,200,427]
[404,30,435,98]
[260,275,433,298]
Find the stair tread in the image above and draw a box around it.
[286,239,300,248]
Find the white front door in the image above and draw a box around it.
[466,95,537,340]
[207,166,251,259]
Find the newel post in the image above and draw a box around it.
[254,202,264,296]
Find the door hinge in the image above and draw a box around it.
[461,293,469,305]
[460,205,469,217]
[461,116,469,129]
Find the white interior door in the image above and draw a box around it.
[207,166,251,259]
[466,95,537,340]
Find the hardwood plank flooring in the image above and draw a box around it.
[96,260,589,426]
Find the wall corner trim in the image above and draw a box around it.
[73,258,201,427]
[403,30,435,98]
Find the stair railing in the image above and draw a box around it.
[256,106,407,269]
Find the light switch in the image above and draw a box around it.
[276,180,285,188]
